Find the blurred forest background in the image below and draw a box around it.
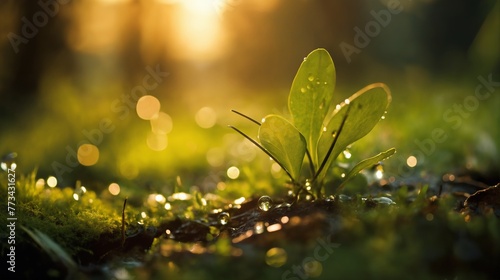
[0,0,499,195]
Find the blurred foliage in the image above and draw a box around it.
[0,0,499,279]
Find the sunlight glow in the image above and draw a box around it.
[181,0,214,13]
[147,132,168,151]
[195,107,217,128]
[227,166,240,179]
[271,162,282,175]
[108,183,121,196]
[155,194,167,203]
[407,156,418,167]
[267,223,282,233]
[47,176,57,188]
[36,179,45,189]
[137,95,161,120]
[170,192,192,201]
[77,144,100,166]
[281,216,289,224]
[165,0,226,60]
[234,197,245,204]
[150,112,173,134]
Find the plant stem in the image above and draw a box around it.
[121,198,127,248]
[305,149,315,177]
[312,104,352,183]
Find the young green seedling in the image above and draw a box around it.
[230,48,395,198]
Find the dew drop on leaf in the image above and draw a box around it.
[300,87,307,93]
[258,195,273,211]
[343,149,352,159]
[308,75,314,82]
[218,212,230,225]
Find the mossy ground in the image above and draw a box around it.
[1,170,499,280]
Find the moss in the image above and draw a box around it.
[0,171,123,264]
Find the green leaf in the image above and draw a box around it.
[337,148,396,191]
[289,48,336,168]
[316,83,391,182]
[258,115,306,181]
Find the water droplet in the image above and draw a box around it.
[218,212,230,225]
[316,81,320,85]
[324,82,328,85]
[322,126,327,132]
[300,87,307,93]
[372,197,396,205]
[303,57,307,61]
[275,202,292,209]
[319,100,325,109]
[344,99,350,105]
[338,194,352,202]
[306,85,311,90]
[305,180,312,191]
[308,75,314,82]
[343,149,352,159]
[1,152,17,171]
[325,195,335,202]
[381,115,386,120]
[258,195,273,211]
